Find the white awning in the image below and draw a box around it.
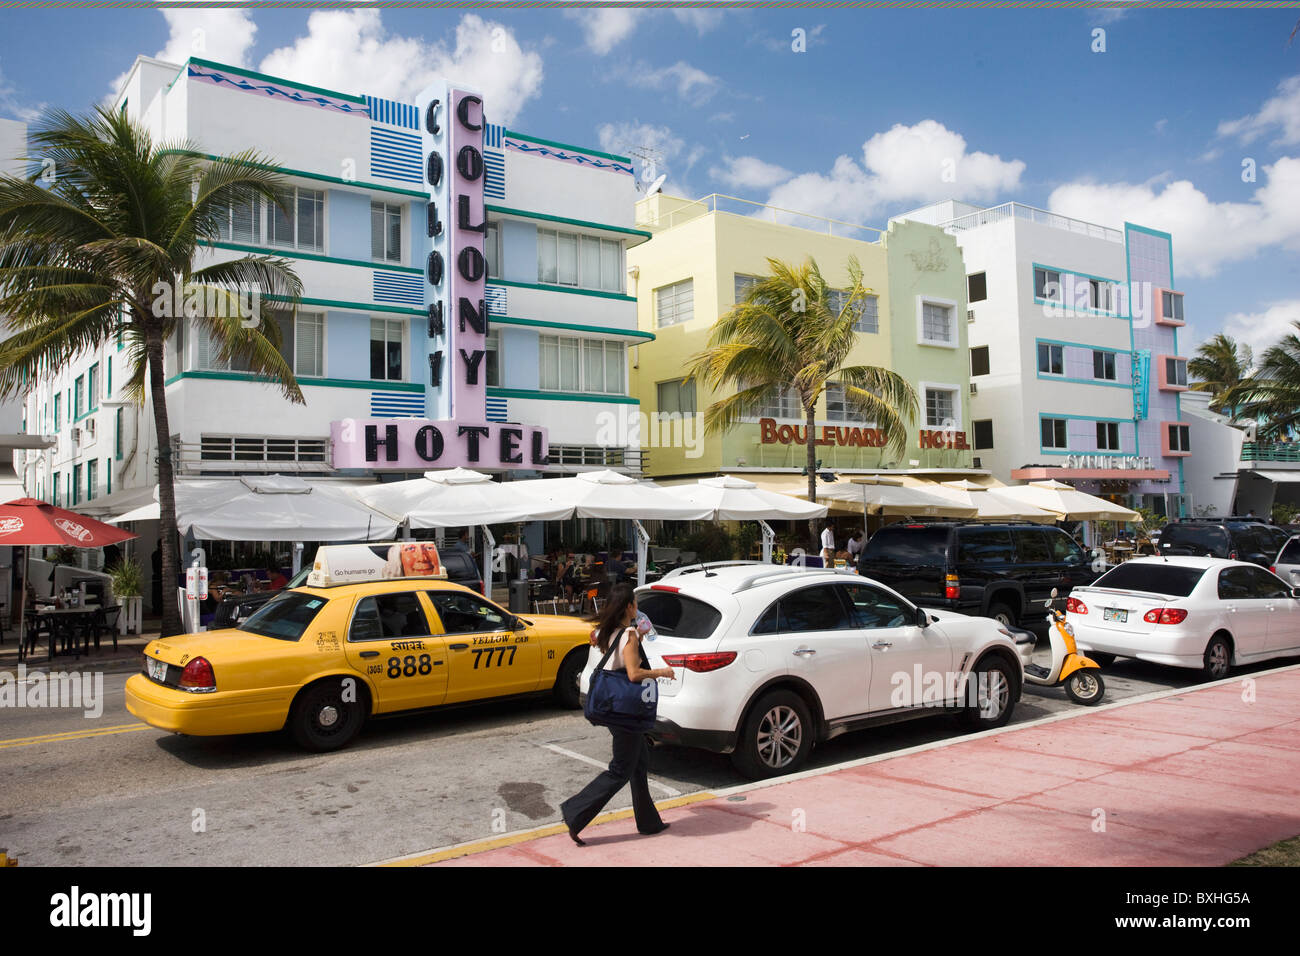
[354,468,572,528]
[656,475,827,521]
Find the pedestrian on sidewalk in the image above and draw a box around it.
[561,583,675,846]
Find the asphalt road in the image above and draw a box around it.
[1,641,1287,866]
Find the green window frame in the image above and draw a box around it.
[53,472,60,507]
[74,376,84,419]
[88,364,99,412]
[115,407,123,460]
[54,394,61,430]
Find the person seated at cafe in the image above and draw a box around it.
[557,553,579,612]
[606,545,628,584]
[266,560,288,591]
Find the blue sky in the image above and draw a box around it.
[2,5,1298,361]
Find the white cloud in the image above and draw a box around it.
[636,60,720,102]
[764,119,1025,223]
[1218,75,1300,147]
[1220,300,1300,363]
[672,10,726,35]
[109,3,258,98]
[258,11,543,125]
[1048,156,1300,277]
[566,7,644,55]
[0,66,42,123]
[710,155,792,191]
[597,120,682,178]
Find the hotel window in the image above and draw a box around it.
[826,383,851,422]
[539,335,621,394]
[88,363,98,410]
[967,272,987,303]
[753,384,802,420]
[734,273,761,302]
[86,459,98,501]
[485,222,501,279]
[655,278,694,328]
[370,318,404,381]
[53,471,60,506]
[370,202,402,263]
[485,330,500,387]
[1096,421,1121,451]
[54,394,61,430]
[1037,343,1064,376]
[72,464,81,506]
[970,346,990,377]
[973,419,994,449]
[1168,424,1191,453]
[1041,417,1068,450]
[1087,279,1115,313]
[213,188,262,244]
[924,387,957,428]
[829,289,879,334]
[74,375,84,419]
[583,339,624,394]
[1034,268,1061,301]
[537,228,623,292]
[1161,291,1184,323]
[657,379,697,416]
[539,335,579,391]
[920,301,955,346]
[267,187,324,252]
[289,312,325,377]
[1093,350,1117,381]
[115,407,123,460]
[1165,357,1188,387]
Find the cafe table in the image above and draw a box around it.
[28,604,100,661]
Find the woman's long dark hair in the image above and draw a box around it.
[594,583,637,653]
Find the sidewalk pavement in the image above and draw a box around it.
[0,626,155,673]
[410,665,1300,867]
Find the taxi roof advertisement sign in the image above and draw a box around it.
[307,542,448,588]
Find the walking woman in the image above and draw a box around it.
[561,583,675,845]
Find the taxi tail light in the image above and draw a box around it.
[1143,608,1189,625]
[1066,597,1088,615]
[661,652,737,673]
[944,572,960,600]
[179,657,216,690]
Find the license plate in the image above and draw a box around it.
[146,657,167,682]
[1103,608,1128,623]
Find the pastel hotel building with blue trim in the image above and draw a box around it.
[22,55,650,519]
[899,200,1192,516]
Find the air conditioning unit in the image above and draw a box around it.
[967,309,975,323]
[969,383,978,395]
[973,457,982,468]
[70,427,81,445]
[85,417,96,439]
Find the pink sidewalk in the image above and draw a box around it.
[434,667,1300,867]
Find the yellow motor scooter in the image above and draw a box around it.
[1022,588,1105,705]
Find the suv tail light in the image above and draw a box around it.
[179,657,216,692]
[1143,608,1189,625]
[1270,566,1277,574]
[1066,597,1088,614]
[661,652,737,673]
[944,573,960,600]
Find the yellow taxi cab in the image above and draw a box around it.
[125,543,592,751]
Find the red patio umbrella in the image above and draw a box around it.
[0,498,138,659]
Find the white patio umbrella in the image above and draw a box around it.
[996,480,1140,522]
[510,470,716,585]
[178,476,399,543]
[926,480,1058,523]
[819,476,979,519]
[658,475,828,562]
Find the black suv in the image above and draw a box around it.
[857,522,1098,626]
[1158,518,1287,567]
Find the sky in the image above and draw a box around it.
[2,4,1299,364]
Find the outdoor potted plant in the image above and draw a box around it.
[106,559,145,636]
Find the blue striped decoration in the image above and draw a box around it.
[484,123,504,148]
[365,95,419,130]
[370,126,423,184]
[485,396,508,423]
[370,390,426,419]
[485,285,507,315]
[373,271,425,305]
[484,149,505,201]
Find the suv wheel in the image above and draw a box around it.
[957,656,1017,730]
[731,690,813,780]
[986,601,1016,627]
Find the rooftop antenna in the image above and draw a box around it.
[624,144,667,193]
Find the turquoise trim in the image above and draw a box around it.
[165,370,424,392]
[263,294,424,317]
[486,204,650,239]
[1035,373,1132,390]
[503,130,631,165]
[177,57,369,106]
[492,314,654,341]
[1038,413,1133,456]
[1124,227,1140,458]
[1035,337,1131,355]
[1039,412,1135,425]
[488,387,638,406]
[201,240,424,275]
[1031,260,1121,286]
[488,279,635,302]
[163,149,429,199]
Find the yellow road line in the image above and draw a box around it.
[0,722,152,750]
[380,791,718,867]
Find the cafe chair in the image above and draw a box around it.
[21,614,52,663]
[91,605,122,652]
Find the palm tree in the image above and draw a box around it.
[0,107,305,636]
[686,255,917,547]
[1234,322,1300,440]
[1188,333,1253,416]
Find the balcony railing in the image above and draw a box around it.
[942,202,1123,244]
[637,193,884,243]
[1241,441,1300,463]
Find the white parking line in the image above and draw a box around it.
[539,742,682,797]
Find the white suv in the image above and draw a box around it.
[581,563,1034,779]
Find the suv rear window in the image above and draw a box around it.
[957,527,1016,563]
[1279,538,1300,564]
[441,552,478,579]
[239,592,328,641]
[1160,525,1228,555]
[861,526,948,566]
[1094,563,1207,597]
[638,591,722,640]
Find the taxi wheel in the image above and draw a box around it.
[553,648,587,709]
[290,679,365,752]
